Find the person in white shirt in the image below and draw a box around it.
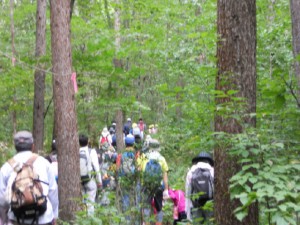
[0,130,58,225]
[79,134,102,216]
[185,152,214,224]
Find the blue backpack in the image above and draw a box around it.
[118,152,136,176]
[143,159,162,192]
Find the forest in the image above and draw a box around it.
[0,0,299,224]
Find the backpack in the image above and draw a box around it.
[100,135,108,144]
[117,152,136,176]
[143,159,162,193]
[132,127,141,137]
[79,148,93,184]
[190,167,213,207]
[7,154,47,223]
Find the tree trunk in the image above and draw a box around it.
[114,0,125,152]
[290,0,300,107]
[50,0,81,221]
[214,0,258,225]
[115,110,124,151]
[32,0,46,153]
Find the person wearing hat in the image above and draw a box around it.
[137,139,169,225]
[123,118,132,136]
[0,130,58,225]
[185,152,214,224]
[99,127,112,148]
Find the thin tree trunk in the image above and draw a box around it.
[214,0,258,225]
[10,0,17,134]
[114,0,125,152]
[290,0,300,107]
[50,0,81,221]
[32,0,46,153]
[104,0,112,28]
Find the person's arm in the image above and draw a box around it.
[161,157,169,199]
[46,160,59,219]
[90,149,102,187]
[0,169,7,207]
[185,170,192,220]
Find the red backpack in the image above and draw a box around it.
[100,135,108,144]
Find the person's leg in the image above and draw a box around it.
[85,180,97,216]
[155,210,163,225]
[191,207,205,224]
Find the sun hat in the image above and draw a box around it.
[102,127,110,137]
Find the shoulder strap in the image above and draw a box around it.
[26,153,39,166]
[8,157,16,168]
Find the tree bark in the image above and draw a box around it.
[50,0,81,221]
[290,0,300,107]
[32,0,46,153]
[214,0,258,225]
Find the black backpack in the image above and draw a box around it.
[191,167,214,207]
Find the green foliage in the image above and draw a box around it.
[0,0,299,224]
[229,130,300,225]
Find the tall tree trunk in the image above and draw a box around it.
[10,0,17,134]
[214,0,258,225]
[114,0,125,152]
[290,0,300,107]
[50,0,81,221]
[32,0,46,153]
[104,0,112,28]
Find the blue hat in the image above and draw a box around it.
[125,134,135,146]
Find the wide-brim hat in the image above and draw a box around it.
[148,139,161,152]
[192,152,214,166]
[102,127,110,136]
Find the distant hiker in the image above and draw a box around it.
[148,124,158,134]
[185,152,214,224]
[167,189,187,225]
[138,118,146,139]
[79,134,102,215]
[45,140,58,182]
[0,130,58,225]
[137,139,169,225]
[132,122,142,140]
[116,134,138,224]
[99,127,112,148]
[123,118,132,136]
[109,121,116,135]
[99,143,117,206]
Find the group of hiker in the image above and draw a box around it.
[0,118,215,225]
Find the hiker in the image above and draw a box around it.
[99,127,112,148]
[116,134,138,224]
[45,140,58,182]
[79,134,102,216]
[108,121,116,135]
[137,138,169,225]
[132,122,142,140]
[123,118,132,136]
[138,118,146,140]
[98,142,117,206]
[185,152,214,224]
[0,130,58,225]
[167,189,187,225]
